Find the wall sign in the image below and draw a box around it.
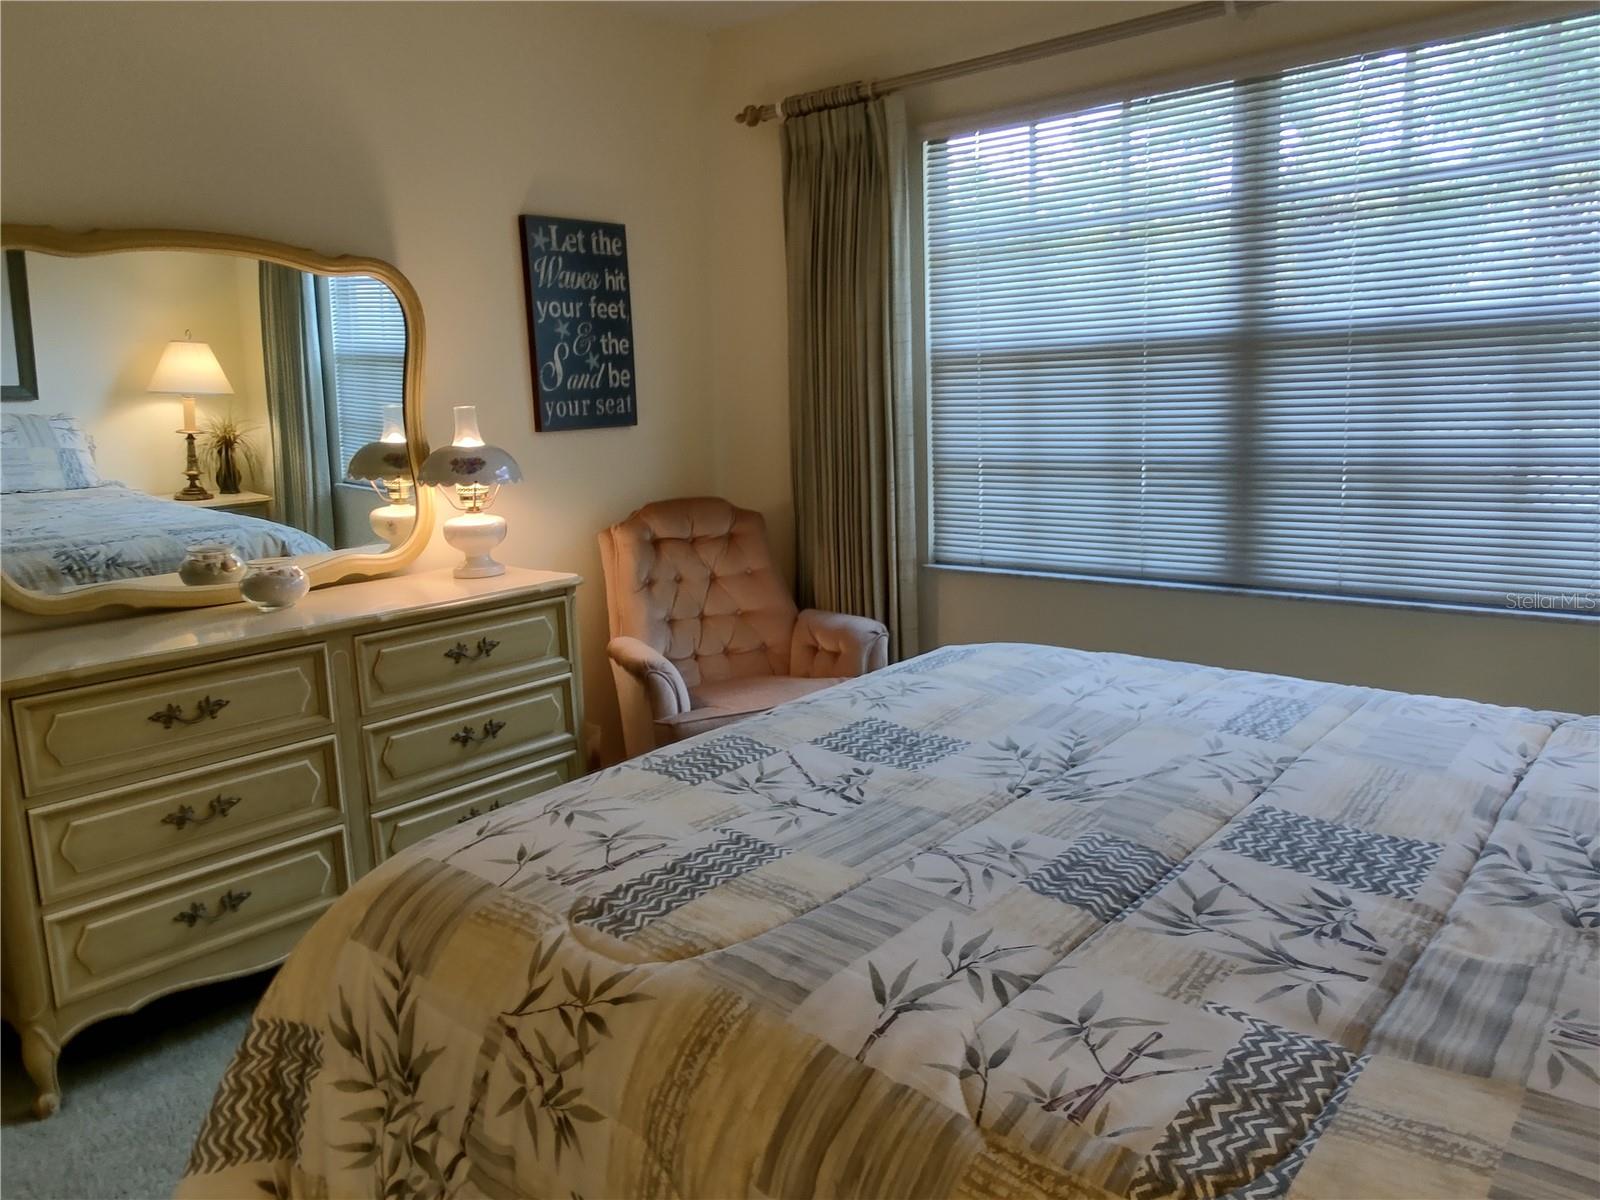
[519,214,637,432]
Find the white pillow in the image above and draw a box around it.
[0,412,107,493]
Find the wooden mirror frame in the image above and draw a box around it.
[0,225,433,615]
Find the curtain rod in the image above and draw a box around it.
[734,0,1276,126]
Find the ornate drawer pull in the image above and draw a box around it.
[161,794,241,830]
[444,637,501,664]
[455,800,504,824]
[172,889,251,927]
[148,695,230,729]
[450,718,506,747]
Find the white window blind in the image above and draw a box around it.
[925,12,1600,610]
[325,275,407,480]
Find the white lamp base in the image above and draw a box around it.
[443,511,508,578]
[369,503,416,549]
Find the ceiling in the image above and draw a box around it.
[610,1,812,34]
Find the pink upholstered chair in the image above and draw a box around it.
[599,497,889,758]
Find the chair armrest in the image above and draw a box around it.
[607,636,691,719]
[791,609,889,679]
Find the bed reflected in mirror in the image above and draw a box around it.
[0,247,417,597]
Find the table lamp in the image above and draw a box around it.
[347,403,417,548]
[419,405,522,578]
[149,332,233,501]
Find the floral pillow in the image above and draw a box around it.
[0,412,107,493]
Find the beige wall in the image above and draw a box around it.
[23,250,272,495]
[706,0,1599,714]
[2,1,718,759]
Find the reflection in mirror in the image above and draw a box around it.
[347,402,417,549]
[0,250,415,595]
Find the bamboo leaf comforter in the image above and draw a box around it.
[179,644,1600,1200]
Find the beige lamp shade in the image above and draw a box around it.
[149,338,234,395]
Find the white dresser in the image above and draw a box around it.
[0,567,583,1116]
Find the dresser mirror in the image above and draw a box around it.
[0,226,432,614]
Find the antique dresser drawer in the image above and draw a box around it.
[42,828,349,1006]
[370,754,576,864]
[27,738,344,904]
[363,676,576,805]
[12,645,333,797]
[354,598,571,716]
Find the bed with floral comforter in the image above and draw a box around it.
[180,644,1599,1200]
[2,485,329,592]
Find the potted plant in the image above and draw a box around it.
[199,412,261,495]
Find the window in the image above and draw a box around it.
[925,13,1600,611]
[322,275,407,480]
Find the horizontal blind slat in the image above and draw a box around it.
[926,9,1600,608]
[326,275,408,478]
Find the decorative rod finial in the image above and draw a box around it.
[735,104,768,126]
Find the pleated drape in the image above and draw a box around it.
[781,92,918,660]
[258,263,336,546]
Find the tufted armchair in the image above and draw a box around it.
[599,497,889,758]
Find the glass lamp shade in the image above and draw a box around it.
[149,339,234,395]
[448,404,484,447]
[347,441,414,481]
[378,402,405,444]
[418,444,522,489]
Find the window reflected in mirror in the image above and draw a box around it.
[0,249,415,595]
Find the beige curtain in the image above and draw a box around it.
[781,87,918,660]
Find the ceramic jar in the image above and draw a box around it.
[239,558,310,611]
[177,543,246,587]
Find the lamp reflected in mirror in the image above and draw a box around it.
[419,404,521,578]
[149,332,232,501]
[347,402,416,549]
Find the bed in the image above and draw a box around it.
[1,484,330,592]
[178,644,1600,1200]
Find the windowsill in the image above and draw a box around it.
[922,562,1600,626]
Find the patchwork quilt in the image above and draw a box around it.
[178,644,1600,1200]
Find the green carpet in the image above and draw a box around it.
[1,972,268,1200]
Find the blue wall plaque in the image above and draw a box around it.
[520,214,638,431]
